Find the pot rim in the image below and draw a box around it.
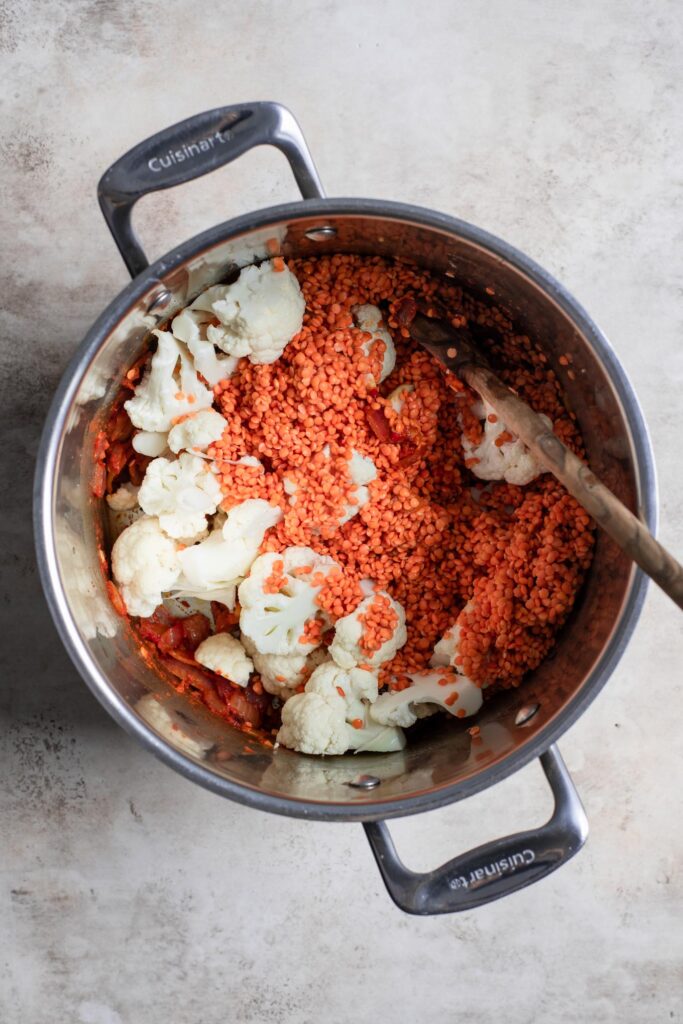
[33,197,657,822]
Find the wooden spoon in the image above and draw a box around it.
[409,313,683,611]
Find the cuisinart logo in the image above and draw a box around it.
[148,130,231,172]
[448,849,535,890]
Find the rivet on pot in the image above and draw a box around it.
[347,774,380,790]
[146,288,172,314]
[305,226,337,241]
[515,703,540,727]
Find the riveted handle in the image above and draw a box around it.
[364,745,588,915]
[97,101,325,278]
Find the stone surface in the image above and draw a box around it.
[1,1,682,1022]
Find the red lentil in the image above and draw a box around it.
[104,253,595,739]
[211,254,593,691]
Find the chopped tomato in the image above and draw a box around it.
[211,601,240,632]
[158,623,186,654]
[128,454,151,486]
[108,409,134,443]
[182,613,211,650]
[366,405,394,443]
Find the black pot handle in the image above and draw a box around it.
[97,101,325,278]
[364,744,588,915]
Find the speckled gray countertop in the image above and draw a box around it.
[2,2,682,1022]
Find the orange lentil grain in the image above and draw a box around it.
[118,252,595,737]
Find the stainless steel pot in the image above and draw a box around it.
[34,102,657,915]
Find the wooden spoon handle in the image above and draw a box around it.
[464,362,683,610]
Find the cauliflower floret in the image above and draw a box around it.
[354,304,396,383]
[329,590,407,670]
[176,498,282,602]
[347,709,406,753]
[387,383,414,415]
[106,482,139,511]
[239,546,340,657]
[461,399,552,486]
[132,431,169,457]
[137,452,223,542]
[285,447,377,527]
[305,659,378,721]
[240,633,313,700]
[170,580,237,610]
[340,449,377,525]
[277,692,350,755]
[171,306,240,386]
[187,261,305,365]
[370,668,483,728]
[430,622,462,669]
[276,689,404,756]
[124,331,213,432]
[429,601,473,671]
[251,651,307,700]
[194,633,253,686]
[111,515,181,617]
[167,409,227,454]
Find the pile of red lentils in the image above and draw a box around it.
[206,254,595,692]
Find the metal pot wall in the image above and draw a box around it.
[33,103,656,915]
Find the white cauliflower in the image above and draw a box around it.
[170,580,237,610]
[187,261,305,365]
[194,633,253,686]
[171,306,240,386]
[176,498,283,604]
[124,331,213,432]
[167,409,227,454]
[370,668,483,728]
[387,383,414,415]
[285,448,377,527]
[239,546,340,657]
[276,684,404,756]
[305,659,378,721]
[277,692,350,755]
[354,304,396,383]
[430,622,462,669]
[111,515,181,617]
[236,455,263,468]
[132,431,169,457]
[340,450,377,525]
[329,590,407,670]
[347,709,406,753]
[240,633,311,700]
[136,694,213,759]
[137,452,223,542]
[461,399,552,486]
[106,482,139,511]
[430,601,473,671]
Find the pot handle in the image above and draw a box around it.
[97,102,325,278]
[363,744,588,915]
